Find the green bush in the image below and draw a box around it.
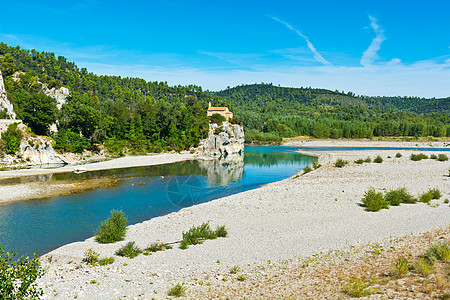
[373,155,383,163]
[413,257,433,276]
[95,209,128,244]
[342,278,373,297]
[355,158,364,165]
[395,152,402,158]
[410,153,428,161]
[437,154,448,161]
[0,248,45,299]
[334,159,348,168]
[1,123,23,155]
[429,188,442,199]
[180,222,227,249]
[430,154,437,159]
[419,191,433,204]
[209,113,226,125]
[384,188,416,206]
[362,189,388,212]
[167,283,187,297]
[364,157,372,163]
[115,242,141,258]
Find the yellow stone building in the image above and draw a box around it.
[207,102,233,120]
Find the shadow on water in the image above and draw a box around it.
[0,146,314,257]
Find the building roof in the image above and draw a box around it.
[208,107,229,111]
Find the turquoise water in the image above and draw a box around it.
[0,146,314,258]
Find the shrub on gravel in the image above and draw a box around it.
[430,154,437,159]
[410,153,428,161]
[395,152,402,158]
[167,283,187,297]
[180,222,227,249]
[355,158,364,165]
[437,154,448,161]
[429,188,442,199]
[419,191,433,204]
[312,160,321,169]
[413,258,433,276]
[384,188,415,206]
[99,257,114,266]
[373,155,383,163]
[115,242,141,258]
[303,166,312,174]
[364,157,372,163]
[342,278,373,297]
[95,209,127,244]
[334,159,348,168]
[361,189,388,212]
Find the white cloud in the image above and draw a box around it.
[360,16,386,66]
[271,17,332,66]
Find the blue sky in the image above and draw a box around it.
[1,0,449,97]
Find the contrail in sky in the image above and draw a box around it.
[271,16,332,66]
[360,15,385,66]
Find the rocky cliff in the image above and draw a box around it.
[198,122,244,157]
[20,136,65,165]
[0,70,16,119]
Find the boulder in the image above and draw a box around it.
[198,121,244,157]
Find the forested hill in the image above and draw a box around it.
[0,42,222,154]
[216,83,449,114]
[216,84,449,143]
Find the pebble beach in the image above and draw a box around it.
[22,140,449,299]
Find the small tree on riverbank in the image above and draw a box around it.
[0,248,45,299]
[95,209,128,243]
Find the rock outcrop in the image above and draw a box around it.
[198,155,244,186]
[20,136,65,165]
[198,122,244,157]
[0,70,16,119]
[44,86,69,109]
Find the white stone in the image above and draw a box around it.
[0,70,16,119]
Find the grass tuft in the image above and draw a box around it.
[95,209,127,244]
[425,241,450,264]
[99,257,114,266]
[419,191,433,204]
[167,283,187,297]
[364,157,372,163]
[342,278,373,297]
[115,242,142,258]
[430,154,437,159]
[362,189,387,212]
[395,152,402,158]
[392,257,409,278]
[143,243,173,255]
[83,249,100,266]
[413,257,433,277]
[230,266,241,274]
[312,160,321,169]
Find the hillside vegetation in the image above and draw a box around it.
[1,42,449,152]
[217,84,449,143]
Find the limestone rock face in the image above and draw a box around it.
[44,86,69,109]
[20,136,65,165]
[199,121,244,157]
[0,70,16,119]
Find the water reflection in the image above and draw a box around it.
[0,146,314,258]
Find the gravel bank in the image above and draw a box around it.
[36,145,450,299]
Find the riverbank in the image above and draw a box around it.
[0,153,200,204]
[36,142,449,299]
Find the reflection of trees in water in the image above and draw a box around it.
[199,155,244,187]
[244,151,314,167]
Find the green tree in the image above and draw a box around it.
[1,123,23,154]
[20,93,57,135]
[0,53,16,76]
